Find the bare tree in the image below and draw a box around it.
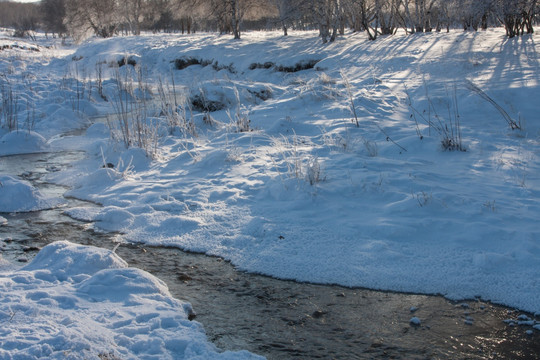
[41,0,67,38]
[64,0,120,40]
[451,0,492,31]
[375,0,400,35]
[0,2,40,38]
[207,0,262,39]
[121,0,147,35]
[309,0,345,42]
[273,0,308,35]
[401,0,437,33]
[345,0,378,40]
[494,0,536,37]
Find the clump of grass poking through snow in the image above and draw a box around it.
[108,66,159,158]
[407,83,465,152]
[156,75,196,137]
[0,73,18,131]
[227,87,251,132]
[269,132,324,187]
[305,156,323,185]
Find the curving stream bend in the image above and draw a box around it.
[0,150,539,359]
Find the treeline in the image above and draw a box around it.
[0,1,42,39]
[0,0,537,42]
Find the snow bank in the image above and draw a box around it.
[57,29,540,314]
[0,131,48,156]
[0,175,64,212]
[0,241,263,359]
[2,28,540,317]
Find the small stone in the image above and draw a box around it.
[177,273,192,282]
[526,330,533,336]
[410,306,418,313]
[410,317,421,326]
[22,246,40,252]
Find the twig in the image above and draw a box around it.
[376,122,407,152]
[465,80,520,130]
[340,71,359,127]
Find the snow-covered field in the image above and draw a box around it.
[1,28,539,357]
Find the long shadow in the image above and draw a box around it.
[488,34,539,88]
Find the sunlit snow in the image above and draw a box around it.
[1,27,539,358]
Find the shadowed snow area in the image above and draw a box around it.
[1,27,540,358]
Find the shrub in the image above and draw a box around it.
[275,59,320,73]
[0,74,18,131]
[191,94,227,112]
[407,83,465,152]
[247,87,272,101]
[117,56,137,67]
[306,156,322,185]
[248,62,275,70]
[249,60,320,73]
[212,61,236,74]
[108,67,158,158]
[174,57,212,70]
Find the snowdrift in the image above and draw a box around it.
[0,241,263,359]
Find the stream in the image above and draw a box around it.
[0,149,539,359]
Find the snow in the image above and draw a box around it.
[0,175,64,212]
[0,131,49,156]
[1,27,540,357]
[0,241,262,359]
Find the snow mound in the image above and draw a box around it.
[85,122,111,138]
[190,80,274,112]
[22,241,127,280]
[0,241,263,360]
[38,107,91,136]
[95,206,136,232]
[0,130,48,156]
[0,175,64,213]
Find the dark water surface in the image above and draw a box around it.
[1,151,539,359]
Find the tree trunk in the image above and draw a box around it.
[231,0,240,39]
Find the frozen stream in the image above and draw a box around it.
[0,150,539,359]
